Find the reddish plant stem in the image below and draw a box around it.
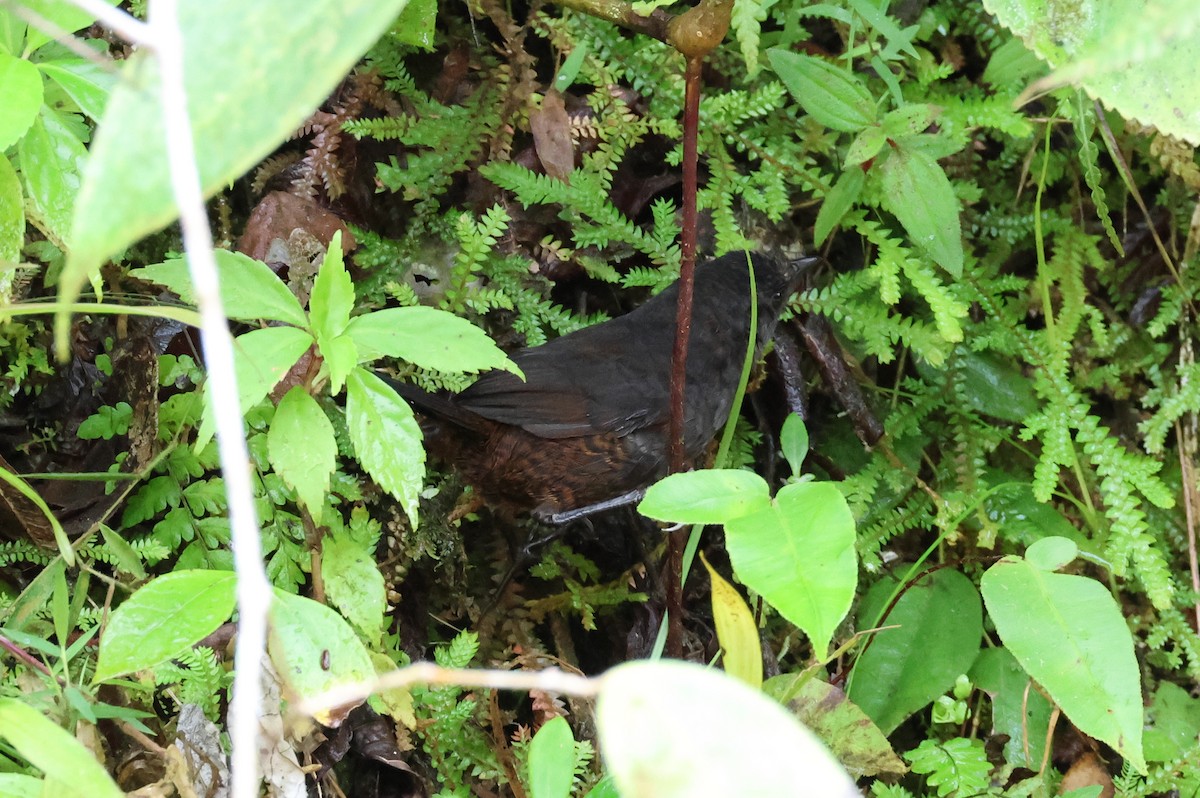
[664,54,704,659]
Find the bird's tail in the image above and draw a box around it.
[379,374,492,433]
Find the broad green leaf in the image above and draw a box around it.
[391,0,438,50]
[779,413,808,478]
[0,773,42,798]
[529,716,576,798]
[0,156,22,270]
[310,231,354,345]
[321,333,358,395]
[132,251,307,327]
[583,775,620,798]
[764,674,907,780]
[19,0,117,54]
[345,305,521,375]
[94,570,237,681]
[702,554,762,688]
[17,107,85,249]
[323,525,386,646]
[982,36,1046,87]
[368,651,416,728]
[37,59,115,122]
[195,325,314,449]
[981,555,1146,773]
[597,661,858,797]
[848,569,982,733]
[63,0,411,304]
[98,524,147,579]
[767,49,876,132]
[970,647,1052,769]
[985,0,1200,145]
[345,367,424,526]
[269,591,375,726]
[0,52,41,149]
[0,700,123,798]
[638,469,770,524]
[1144,681,1200,763]
[724,481,857,659]
[877,143,964,277]
[268,387,335,523]
[814,167,864,246]
[922,350,1038,423]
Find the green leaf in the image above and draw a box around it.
[195,325,314,449]
[1025,535,1078,571]
[0,52,42,150]
[310,231,354,344]
[322,524,386,646]
[764,674,907,780]
[132,250,307,327]
[529,716,576,798]
[881,104,938,138]
[814,167,864,246]
[94,570,237,682]
[0,699,123,798]
[844,125,886,167]
[17,107,86,248]
[724,481,857,660]
[986,0,1200,145]
[848,569,982,733]
[268,591,376,726]
[638,469,771,524]
[766,49,876,132]
[597,661,858,797]
[18,0,117,54]
[267,387,336,523]
[37,59,115,122]
[63,0,411,300]
[980,555,1146,773]
[779,413,808,478]
[970,647,1052,769]
[877,142,964,278]
[321,333,358,396]
[0,773,42,798]
[0,155,24,271]
[345,305,521,375]
[702,554,762,688]
[391,0,437,50]
[345,367,424,526]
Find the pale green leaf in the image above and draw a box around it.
[267,387,335,522]
[19,0,117,54]
[310,230,354,343]
[638,469,771,525]
[0,700,123,798]
[529,716,576,798]
[0,52,41,149]
[195,325,314,449]
[0,155,24,298]
[597,661,858,797]
[63,0,411,301]
[877,143,964,277]
[37,59,115,122]
[345,367,424,526]
[268,591,375,726]
[814,167,864,246]
[766,49,876,132]
[345,305,521,375]
[779,413,808,478]
[94,570,236,681]
[724,481,857,659]
[323,528,386,645]
[17,107,85,248]
[981,555,1146,773]
[132,250,307,327]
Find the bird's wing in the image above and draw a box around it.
[458,322,670,439]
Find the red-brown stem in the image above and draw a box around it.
[664,54,704,659]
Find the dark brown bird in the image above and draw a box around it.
[391,252,818,522]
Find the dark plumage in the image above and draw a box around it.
[391,252,818,521]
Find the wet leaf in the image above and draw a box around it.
[268,387,335,522]
[345,367,424,526]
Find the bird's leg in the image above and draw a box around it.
[539,488,648,525]
[478,516,595,621]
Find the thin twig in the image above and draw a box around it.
[295,662,600,720]
[65,0,153,45]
